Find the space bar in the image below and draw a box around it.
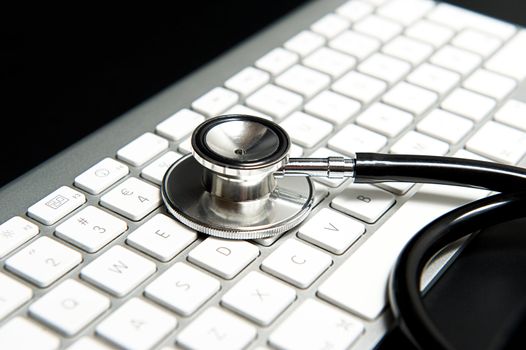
[317,184,488,320]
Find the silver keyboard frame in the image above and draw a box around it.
[2,0,526,349]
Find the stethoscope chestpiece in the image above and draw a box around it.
[161,115,314,239]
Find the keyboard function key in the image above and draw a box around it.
[280,111,333,148]
[141,151,182,185]
[221,271,296,326]
[331,184,395,224]
[55,205,127,253]
[191,87,239,117]
[0,216,39,259]
[74,158,129,195]
[117,132,169,167]
[96,298,177,350]
[28,186,86,226]
[303,47,356,79]
[406,63,460,96]
[284,30,325,57]
[275,64,330,98]
[382,81,438,116]
[80,245,156,297]
[155,109,205,142]
[261,238,332,288]
[28,279,110,336]
[177,307,256,350]
[329,30,381,60]
[356,102,413,138]
[328,124,387,155]
[298,208,364,255]
[225,67,270,97]
[0,272,32,320]
[0,317,60,350]
[417,109,473,145]
[463,69,516,101]
[332,70,386,105]
[494,99,526,132]
[5,236,82,288]
[311,13,349,39]
[269,299,363,350]
[357,52,411,85]
[405,19,454,48]
[304,90,361,125]
[245,84,303,120]
[126,213,197,262]
[441,88,496,122]
[145,262,220,316]
[255,48,298,76]
[188,237,259,279]
[430,45,482,76]
[353,14,402,43]
[100,177,161,221]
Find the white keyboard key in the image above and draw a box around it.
[0,317,60,350]
[454,149,491,162]
[382,82,437,116]
[495,99,526,132]
[80,245,156,297]
[356,102,412,138]
[311,13,349,39]
[391,131,449,156]
[275,65,330,98]
[246,84,303,120]
[269,299,363,350]
[0,273,32,320]
[378,0,434,25]
[96,298,177,350]
[463,69,516,101]
[188,237,259,279]
[466,121,526,164]
[319,184,488,319]
[329,124,387,155]
[28,186,86,225]
[191,87,238,117]
[298,208,364,255]
[255,48,299,76]
[289,143,304,157]
[354,15,402,43]
[382,36,433,66]
[117,132,168,167]
[376,181,414,195]
[310,148,348,188]
[155,109,205,142]
[405,19,454,48]
[100,177,161,221]
[225,67,270,97]
[417,109,473,145]
[6,237,82,288]
[452,29,502,58]
[331,184,395,223]
[261,239,332,288]
[221,271,296,326]
[358,53,411,85]
[332,70,386,105]
[336,0,373,22]
[177,307,256,350]
[329,30,381,60]
[55,205,127,253]
[0,216,39,259]
[303,47,356,78]
[284,30,325,57]
[74,158,129,195]
[225,104,272,120]
[406,63,460,96]
[280,111,333,148]
[145,262,220,316]
[141,151,181,185]
[126,213,197,262]
[430,45,481,76]
[485,31,526,81]
[441,88,496,122]
[29,279,110,336]
[305,90,361,125]
[67,337,114,350]
[427,3,516,40]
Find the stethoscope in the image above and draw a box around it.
[161,114,526,349]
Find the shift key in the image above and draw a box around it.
[318,184,487,320]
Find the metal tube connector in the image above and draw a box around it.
[275,156,356,179]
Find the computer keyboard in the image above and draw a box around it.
[2,0,526,349]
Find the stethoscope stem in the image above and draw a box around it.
[275,156,355,178]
